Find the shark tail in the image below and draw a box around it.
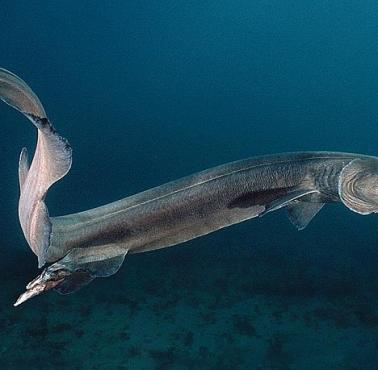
[0,68,72,267]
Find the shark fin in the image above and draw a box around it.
[54,246,128,294]
[0,68,46,118]
[54,270,94,295]
[260,188,319,216]
[0,68,72,267]
[286,201,324,230]
[14,245,128,304]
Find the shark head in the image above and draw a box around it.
[339,158,378,215]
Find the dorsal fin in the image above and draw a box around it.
[286,201,324,230]
[0,68,72,267]
[18,147,29,191]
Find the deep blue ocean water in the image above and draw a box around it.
[1,1,378,369]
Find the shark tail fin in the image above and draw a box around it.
[14,245,128,306]
[0,68,72,267]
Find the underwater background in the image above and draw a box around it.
[1,1,378,369]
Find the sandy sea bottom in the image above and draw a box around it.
[1,225,378,370]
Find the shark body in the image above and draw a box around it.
[1,68,377,306]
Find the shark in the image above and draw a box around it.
[0,68,377,306]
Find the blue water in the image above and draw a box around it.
[1,1,378,369]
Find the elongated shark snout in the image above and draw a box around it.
[14,265,71,306]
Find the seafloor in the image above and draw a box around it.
[1,211,378,370]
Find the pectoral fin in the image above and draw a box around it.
[286,201,324,230]
[260,188,319,216]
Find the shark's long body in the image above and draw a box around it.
[1,68,378,305]
[48,151,358,261]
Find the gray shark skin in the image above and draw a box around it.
[0,68,72,270]
[1,69,378,306]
